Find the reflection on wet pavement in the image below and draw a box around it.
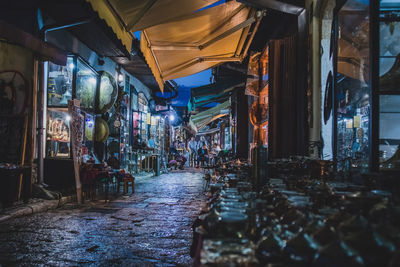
[0,171,206,266]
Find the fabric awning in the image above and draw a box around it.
[85,0,220,54]
[198,127,220,135]
[102,0,219,32]
[191,100,230,131]
[141,1,262,92]
[189,79,245,112]
[85,0,134,53]
[39,0,132,58]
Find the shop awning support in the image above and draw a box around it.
[39,17,94,41]
[238,0,304,15]
[201,13,259,50]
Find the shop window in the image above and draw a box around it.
[47,57,73,106]
[75,59,97,110]
[83,112,95,157]
[336,0,370,171]
[138,93,148,112]
[132,111,139,139]
[379,0,400,169]
[46,108,71,158]
[131,87,138,111]
[137,93,148,143]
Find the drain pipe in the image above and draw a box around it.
[36,17,93,185]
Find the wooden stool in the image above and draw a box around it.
[123,175,135,194]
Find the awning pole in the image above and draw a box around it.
[240,11,264,60]
[201,16,257,50]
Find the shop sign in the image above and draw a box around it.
[147,113,151,125]
[155,105,169,112]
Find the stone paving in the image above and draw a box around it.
[0,170,207,266]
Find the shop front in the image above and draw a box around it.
[44,55,98,189]
[130,92,163,174]
[328,0,400,172]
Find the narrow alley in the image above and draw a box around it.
[2,0,400,266]
[0,171,206,266]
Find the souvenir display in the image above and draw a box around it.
[378,4,400,170]
[46,108,71,158]
[336,0,370,171]
[75,59,97,110]
[94,117,109,143]
[47,57,73,107]
[192,156,400,266]
[98,71,118,114]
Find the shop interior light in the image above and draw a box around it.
[169,114,175,122]
[89,77,97,85]
[69,63,74,70]
[118,73,124,82]
[66,115,72,122]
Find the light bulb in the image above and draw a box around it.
[89,77,97,84]
[118,73,124,82]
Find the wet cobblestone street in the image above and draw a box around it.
[0,170,206,266]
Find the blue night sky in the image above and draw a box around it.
[156,69,213,107]
[174,69,212,87]
[172,69,213,107]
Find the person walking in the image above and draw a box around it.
[188,136,198,167]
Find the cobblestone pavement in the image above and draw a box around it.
[0,170,207,266]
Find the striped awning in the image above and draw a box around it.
[191,100,230,131]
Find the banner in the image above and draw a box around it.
[68,99,83,203]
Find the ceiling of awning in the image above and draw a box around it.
[141,1,262,92]
[39,0,131,58]
[85,0,133,53]
[191,100,230,131]
[104,0,219,32]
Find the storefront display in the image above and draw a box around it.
[75,59,98,110]
[46,108,71,158]
[138,93,148,144]
[132,111,139,141]
[379,0,400,169]
[335,0,370,171]
[46,56,98,160]
[83,112,94,158]
[47,57,73,106]
[149,115,157,150]
[98,71,117,114]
